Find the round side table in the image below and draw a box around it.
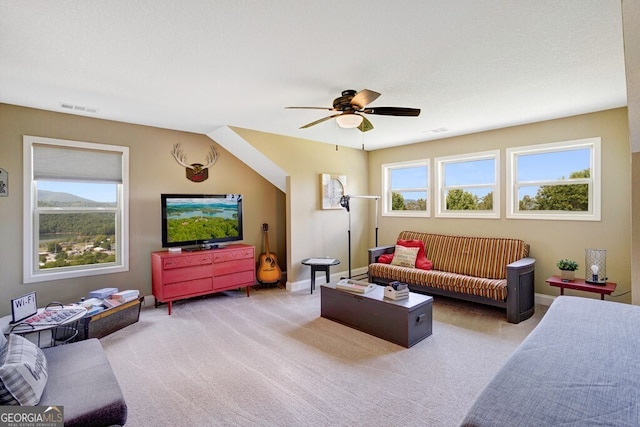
[301,258,340,294]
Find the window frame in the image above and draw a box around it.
[435,150,500,218]
[381,159,430,217]
[506,137,601,221]
[23,135,129,283]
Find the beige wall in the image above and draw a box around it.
[623,0,640,304]
[0,104,285,316]
[0,103,633,314]
[231,128,369,288]
[369,108,631,302]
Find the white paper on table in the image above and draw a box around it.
[305,258,336,265]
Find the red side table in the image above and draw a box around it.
[546,275,616,300]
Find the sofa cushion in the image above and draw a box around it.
[397,231,528,279]
[0,334,48,406]
[369,262,508,301]
[378,253,394,264]
[398,239,433,270]
[390,245,419,267]
[378,239,433,270]
[40,338,127,427]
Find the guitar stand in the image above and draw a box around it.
[254,279,284,290]
[339,195,381,279]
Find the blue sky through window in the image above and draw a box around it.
[37,181,116,203]
[391,149,589,191]
[444,159,495,186]
[517,148,590,181]
[391,166,427,188]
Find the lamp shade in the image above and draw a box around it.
[585,248,606,284]
[336,113,363,128]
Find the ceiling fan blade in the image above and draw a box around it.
[299,113,342,129]
[285,106,335,111]
[362,107,421,116]
[357,116,374,133]
[351,89,381,108]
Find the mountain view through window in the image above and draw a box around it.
[37,182,117,269]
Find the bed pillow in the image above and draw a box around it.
[0,334,48,406]
[390,245,419,267]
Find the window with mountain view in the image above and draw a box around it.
[506,137,600,221]
[382,160,429,217]
[23,136,129,283]
[435,150,499,218]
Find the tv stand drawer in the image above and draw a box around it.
[213,248,253,262]
[213,270,255,290]
[162,254,213,269]
[164,277,213,298]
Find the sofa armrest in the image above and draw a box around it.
[507,257,536,272]
[506,257,536,324]
[368,245,395,264]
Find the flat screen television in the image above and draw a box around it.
[161,193,243,250]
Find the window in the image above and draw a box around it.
[382,160,429,217]
[506,137,600,221]
[435,150,499,218]
[23,136,129,283]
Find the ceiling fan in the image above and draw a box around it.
[286,89,420,132]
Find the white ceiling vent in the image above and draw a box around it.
[59,102,99,114]
[423,127,448,134]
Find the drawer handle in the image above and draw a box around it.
[416,314,426,324]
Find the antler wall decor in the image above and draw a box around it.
[171,143,218,182]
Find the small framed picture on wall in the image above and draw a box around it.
[321,173,346,209]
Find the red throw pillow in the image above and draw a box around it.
[376,239,433,270]
[398,239,433,270]
[415,257,433,270]
[378,253,394,264]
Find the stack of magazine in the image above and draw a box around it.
[385,282,409,300]
[335,279,376,294]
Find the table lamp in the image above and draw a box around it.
[585,248,607,284]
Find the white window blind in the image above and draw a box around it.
[33,144,123,183]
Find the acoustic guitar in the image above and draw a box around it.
[257,223,282,284]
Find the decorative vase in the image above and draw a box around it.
[560,269,575,281]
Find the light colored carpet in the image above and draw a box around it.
[100,287,546,427]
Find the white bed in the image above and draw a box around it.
[461,296,640,426]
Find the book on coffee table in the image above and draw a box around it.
[335,279,376,294]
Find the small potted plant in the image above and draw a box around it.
[557,259,578,281]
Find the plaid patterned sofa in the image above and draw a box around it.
[368,231,535,323]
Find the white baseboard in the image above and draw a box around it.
[535,292,556,307]
[285,275,558,307]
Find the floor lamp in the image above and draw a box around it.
[339,195,381,279]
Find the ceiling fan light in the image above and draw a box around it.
[336,114,363,128]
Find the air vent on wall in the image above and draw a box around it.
[422,127,448,134]
[59,102,99,114]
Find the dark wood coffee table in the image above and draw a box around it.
[320,283,433,348]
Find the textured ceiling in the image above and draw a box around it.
[0,1,627,150]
